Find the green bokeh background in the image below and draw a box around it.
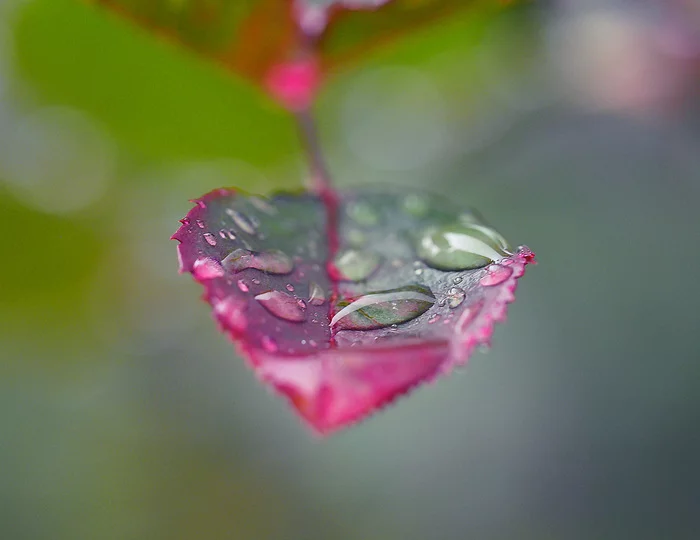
[1,1,699,539]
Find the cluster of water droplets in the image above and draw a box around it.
[187,192,524,350]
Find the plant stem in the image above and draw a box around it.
[295,110,333,194]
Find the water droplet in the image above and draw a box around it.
[286,283,295,292]
[261,335,278,352]
[428,313,441,324]
[308,339,318,348]
[308,282,325,305]
[219,230,227,239]
[445,287,466,309]
[192,257,224,280]
[480,264,513,286]
[252,278,261,285]
[222,249,294,274]
[225,208,256,235]
[415,268,424,276]
[250,196,277,215]
[255,290,306,322]
[237,279,249,292]
[347,201,379,226]
[403,194,428,217]
[196,219,205,229]
[331,249,380,282]
[226,230,236,240]
[416,223,509,271]
[453,276,463,284]
[213,296,247,332]
[180,217,190,225]
[331,285,435,330]
[203,232,217,246]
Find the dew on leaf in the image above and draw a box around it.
[453,276,463,284]
[286,284,295,292]
[255,290,307,322]
[237,279,249,292]
[331,285,435,331]
[196,219,205,229]
[192,257,224,280]
[222,248,294,274]
[308,281,326,306]
[480,264,513,287]
[445,287,466,309]
[332,249,380,282]
[225,208,257,235]
[203,232,217,246]
[416,223,509,271]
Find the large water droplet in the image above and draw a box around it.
[222,248,294,274]
[192,257,224,280]
[225,208,257,235]
[480,264,513,286]
[445,287,466,308]
[203,232,217,246]
[308,282,325,306]
[332,249,380,282]
[331,285,435,330]
[255,290,307,322]
[416,223,509,271]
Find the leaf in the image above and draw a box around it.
[83,0,515,105]
[172,187,535,434]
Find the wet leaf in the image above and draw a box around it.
[172,187,535,434]
[83,0,516,103]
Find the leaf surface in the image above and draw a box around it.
[172,188,534,433]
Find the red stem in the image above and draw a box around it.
[295,110,340,343]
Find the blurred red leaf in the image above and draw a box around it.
[85,0,515,104]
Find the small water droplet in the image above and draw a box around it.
[252,278,261,285]
[453,276,463,284]
[331,285,435,330]
[331,249,380,282]
[428,313,441,324]
[225,208,256,235]
[347,201,379,226]
[192,257,224,280]
[480,264,513,287]
[403,194,428,217]
[308,339,317,348]
[219,230,226,239]
[237,279,249,292]
[445,287,466,309]
[250,196,277,215]
[222,249,294,274]
[255,290,306,322]
[415,268,424,276]
[286,284,295,292]
[213,296,247,332]
[226,230,236,240]
[261,335,278,352]
[416,223,509,271]
[296,299,306,310]
[196,219,205,229]
[308,282,325,305]
[203,232,217,246]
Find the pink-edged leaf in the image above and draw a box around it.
[172,188,534,434]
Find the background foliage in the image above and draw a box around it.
[1,0,699,538]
